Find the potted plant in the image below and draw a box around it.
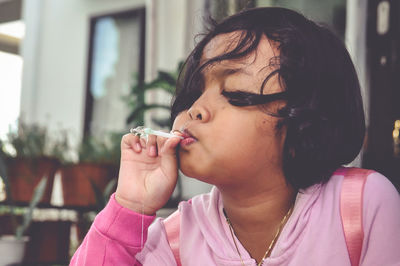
[60,133,121,207]
[0,152,48,266]
[126,61,183,127]
[1,121,63,204]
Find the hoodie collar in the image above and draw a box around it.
[186,184,322,265]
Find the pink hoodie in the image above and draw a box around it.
[71,170,400,265]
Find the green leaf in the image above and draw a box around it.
[0,153,7,183]
[151,117,171,128]
[15,177,48,239]
[126,61,184,128]
[138,79,175,94]
[177,61,185,72]
[103,178,117,204]
[126,104,171,124]
[89,179,105,212]
[157,71,177,86]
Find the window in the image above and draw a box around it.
[84,8,146,137]
[0,20,24,138]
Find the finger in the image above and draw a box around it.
[170,129,184,138]
[156,134,168,152]
[170,129,181,134]
[121,133,142,152]
[160,135,182,156]
[147,134,158,157]
[171,130,184,140]
[140,137,146,149]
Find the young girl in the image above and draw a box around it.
[71,7,400,266]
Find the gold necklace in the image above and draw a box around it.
[224,205,294,266]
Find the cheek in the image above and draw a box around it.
[257,118,286,164]
[255,111,283,141]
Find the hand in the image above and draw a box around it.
[115,132,182,215]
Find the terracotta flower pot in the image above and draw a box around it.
[60,163,118,207]
[5,157,59,204]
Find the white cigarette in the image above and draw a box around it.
[131,127,184,139]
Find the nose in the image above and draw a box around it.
[187,101,210,122]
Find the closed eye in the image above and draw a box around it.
[221,90,287,107]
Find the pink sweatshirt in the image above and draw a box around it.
[71,170,400,265]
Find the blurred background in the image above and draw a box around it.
[0,0,398,264]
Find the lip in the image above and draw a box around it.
[182,128,196,139]
[180,128,197,147]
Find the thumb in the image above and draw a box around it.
[160,136,181,156]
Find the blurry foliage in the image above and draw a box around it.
[0,121,51,239]
[0,120,121,241]
[51,130,70,164]
[1,120,69,162]
[0,119,125,166]
[78,132,123,167]
[0,149,11,205]
[0,172,48,239]
[6,122,47,158]
[126,61,184,128]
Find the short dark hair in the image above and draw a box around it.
[171,7,365,190]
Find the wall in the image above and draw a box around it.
[345,0,369,167]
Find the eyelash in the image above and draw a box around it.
[222,90,288,107]
[185,89,260,107]
[182,87,287,112]
[221,90,257,106]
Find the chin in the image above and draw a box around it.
[179,163,200,179]
[178,152,197,175]
[179,160,209,182]
[180,165,222,187]
[178,151,220,184]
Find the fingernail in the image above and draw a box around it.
[135,143,141,151]
[149,146,157,156]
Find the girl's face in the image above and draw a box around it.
[172,32,286,187]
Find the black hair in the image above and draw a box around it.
[171,7,365,190]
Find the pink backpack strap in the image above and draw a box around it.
[163,210,182,266]
[339,167,374,266]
